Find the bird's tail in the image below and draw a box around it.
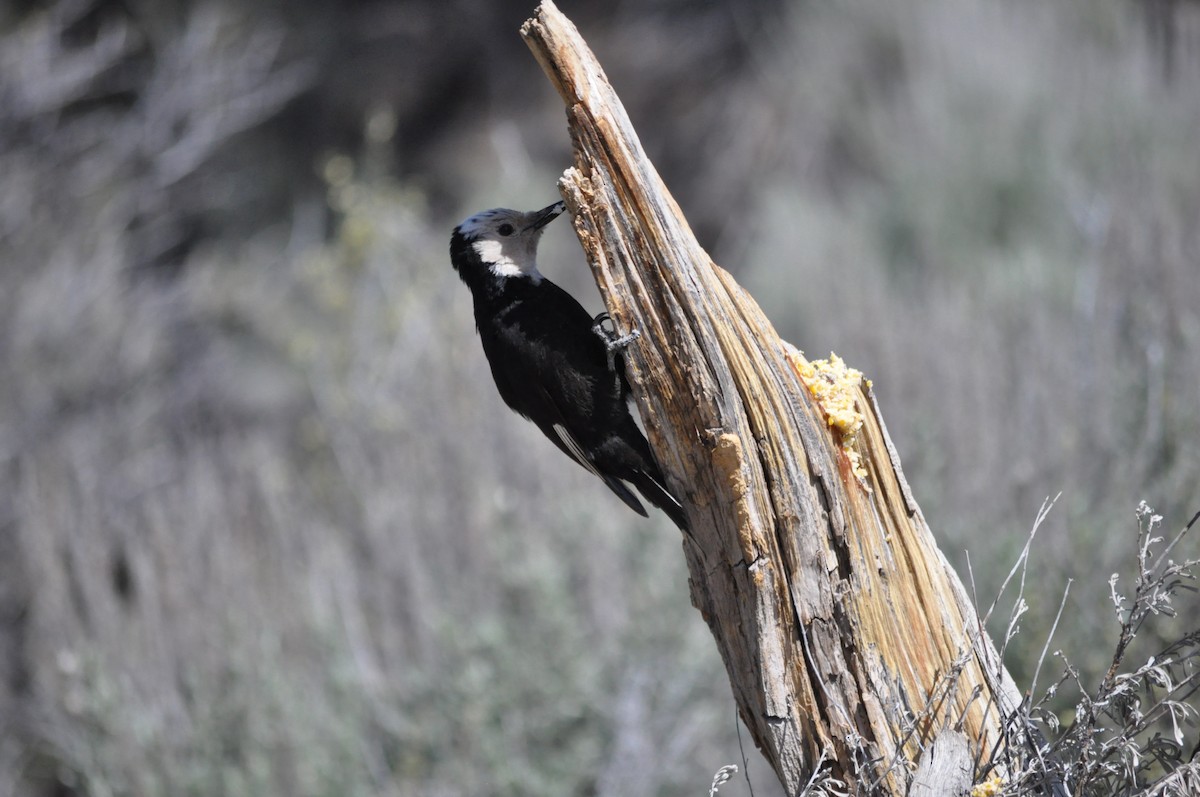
[600,475,649,518]
[626,468,688,532]
[594,427,689,532]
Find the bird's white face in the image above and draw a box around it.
[456,203,565,282]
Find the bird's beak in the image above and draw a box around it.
[524,201,566,232]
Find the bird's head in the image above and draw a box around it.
[450,201,566,284]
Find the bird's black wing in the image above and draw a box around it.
[479,279,649,516]
[537,385,650,518]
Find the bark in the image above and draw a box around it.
[521,2,1028,793]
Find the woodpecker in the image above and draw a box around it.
[450,201,687,530]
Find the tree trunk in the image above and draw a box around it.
[521,3,1029,793]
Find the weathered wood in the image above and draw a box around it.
[521,3,1029,793]
[909,731,973,797]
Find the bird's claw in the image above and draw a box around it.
[591,311,616,339]
[592,312,640,373]
[592,312,641,349]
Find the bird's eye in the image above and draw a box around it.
[497,223,515,236]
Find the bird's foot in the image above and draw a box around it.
[592,312,640,372]
[591,311,616,339]
[592,312,641,347]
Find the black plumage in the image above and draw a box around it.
[449,201,686,530]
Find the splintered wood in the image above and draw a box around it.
[521,2,1028,793]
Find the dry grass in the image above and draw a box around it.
[1,1,1198,796]
[975,503,1200,796]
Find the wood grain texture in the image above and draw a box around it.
[521,3,1028,793]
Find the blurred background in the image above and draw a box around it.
[1,0,1198,795]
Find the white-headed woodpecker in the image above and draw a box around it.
[450,202,687,530]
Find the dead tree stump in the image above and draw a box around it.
[522,3,1032,793]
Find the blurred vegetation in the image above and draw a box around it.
[0,0,1197,795]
